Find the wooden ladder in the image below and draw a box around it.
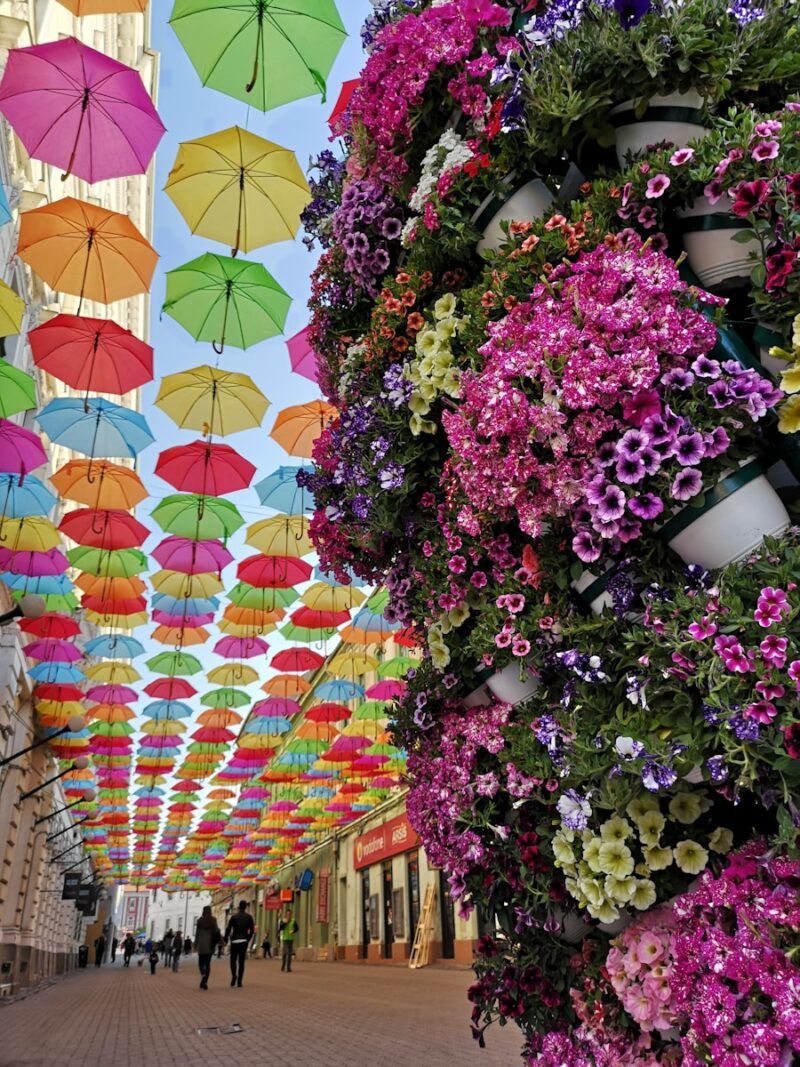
[408,882,436,969]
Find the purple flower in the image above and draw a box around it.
[615,454,645,484]
[674,432,706,466]
[613,0,652,27]
[617,429,649,458]
[662,368,695,390]
[595,483,626,521]
[708,380,732,408]
[645,174,671,199]
[378,462,405,490]
[628,492,664,520]
[556,789,592,831]
[572,529,601,563]
[671,468,703,501]
[381,217,403,240]
[703,426,730,458]
[706,755,729,783]
[351,494,372,519]
[691,355,721,379]
[638,447,662,475]
[641,762,678,792]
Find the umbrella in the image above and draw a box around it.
[245,516,313,557]
[20,614,80,639]
[59,508,149,549]
[314,679,364,702]
[222,605,283,627]
[84,634,145,659]
[150,570,223,598]
[254,465,313,514]
[213,635,268,659]
[305,702,351,723]
[152,537,233,575]
[377,656,416,680]
[29,314,153,395]
[76,573,146,599]
[169,0,346,112]
[18,197,158,306]
[236,554,310,589]
[52,460,147,510]
[85,663,141,685]
[328,78,359,130]
[86,682,139,703]
[66,546,148,577]
[155,441,255,497]
[301,582,364,612]
[37,397,154,459]
[290,606,349,629]
[0,37,164,182]
[24,637,82,662]
[365,680,406,701]
[279,623,336,643]
[0,516,61,552]
[0,473,56,518]
[151,592,219,617]
[144,678,196,700]
[0,362,36,418]
[270,400,336,459]
[228,585,297,612]
[286,326,319,384]
[142,701,193,721]
[271,647,324,673]
[154,364,268,437]
[200,688,251,709]
[164,126,309,256]
[0,278,24,337]
[29,662,85,684]
[0,419,47,476]
[261,674,310,698]
[151,494,244,542]
[56,0,147,14]
[206,664,258,687]
[146,651,202,675]
[162,252,290,354]
[152,609,215,628]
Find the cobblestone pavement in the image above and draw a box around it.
[0,956,523,1067]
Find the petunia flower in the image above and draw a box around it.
[645,174,671,199]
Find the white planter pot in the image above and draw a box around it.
[753,323,788,379]
[676,196,752,290]
[474,177,554,255]
[611,90,708,166]
[463,683,492,708]
[484,661,540,706]
[570,567,614,615]
[662,462,789,570]
[557,910,589,944]
[597,911,634,937]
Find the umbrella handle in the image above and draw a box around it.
[245,13,264,94]
[61,89,90,182]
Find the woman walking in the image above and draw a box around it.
[194,906,221,990]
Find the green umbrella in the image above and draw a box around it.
[200,687,252,709]
[0,362,36,418]
[228,583,298,610]
[377,656,416,680]
[169,0,347,112]
[353,700,390,721]
[66,546,149,578]
[279,623,337,643]
[151,494,244,542]
[13,589,78,612]
[146,651,204,676]
[162,253,291,354]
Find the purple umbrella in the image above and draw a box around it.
[213,635,269,659]
[0,37,165,184]
[151,536,233,575]
[0,419,47,478]
[0,547,70,576]
[24,638,82,662]
[287,327,319,384]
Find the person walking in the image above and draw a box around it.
[162,928,174,965]
[183,935,192,956]
[148,947,159,975]
[261,934,272,959]
[194,906,221,990]
[111,936,118,963]
[224,900,254,988]
[123,934,135,967]
[93,934,106,967]
[171,929,183,972]
[279,911,298,973]
[145,937,153,955]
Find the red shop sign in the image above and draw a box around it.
[264,897,282,911]
[353,813,419,870]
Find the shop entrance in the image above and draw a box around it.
[438,870,455,959]
[382,862,394,959]
[407,852,420,940]
[361,871,370,959]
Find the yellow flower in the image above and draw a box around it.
[565,877,585,905]
[430,643,451,669]
[435,318,457,342]
[636,809,665,846]
[409,413,436,436]
[441,369,461,399]
[629,879,657,911]
[604,875,636,903]
[674,839,709,876]
[643,846,673,871]
[434,293,457,320]
[588,900,620,924]
[778,394,800,435]
[769,345,793,364]
[668,792,702,825]
[578,878,604,908]
[600,816,632,843]
[448,603,470,627]
[708,827,733,854]
[416,329,441,358]
[583,836,604,873]
[408,392,431,416]
[598,841,634,879]
[780,363,800,394]
[626,795,659,821]
[792,312,800,348]
[552,834,576,866]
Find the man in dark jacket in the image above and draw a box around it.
[224,900,255,988]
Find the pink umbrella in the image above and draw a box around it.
[320,736,370,762]
[0,419,48,477]
[24,638,82,662]
[251,697,301,718]
[152,609,216,628]
[0,37,165,184]
[152,536,233,575]
[0,547,70,576]
[286,327,319,384]
[365,680,406,701]
[213,636,269,659]
[86,684,138,704]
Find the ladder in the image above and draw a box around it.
[408,882,436,969]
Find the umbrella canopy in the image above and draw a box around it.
[271,647,324,673]
[0,473,56,518]
[152,536,233,575]
[301,582,364,612]
[206,663,258,686]
[286,326,319,384]
[18,197,158,305]
[314,679,364,702]
[144,678,196,700]
[253,465,313,514]
[261,674,310,698]
[0,37,164,183]
[20,614,80,640]
[245,516,313,557]
[66,545,148,577]
[146,650,203,675]
[52,460,147,510]
[0,419,47,476]
[37,397,154,459]
[236,554,310,589]
[200,687,251,709]
[164,126,309,256]
[0,361,36,418]
[155,364,268,437]
[270,400,336,459]
[150,570,223,599]
[291,606,349,629]
[0,278,25,337]
[56,0,147,13]
[59,508,149,549]
[162,252,290,353]
[213,635,268,659]
[0,516,61,552]
[155,440,255,497]
[84,634,145,659]
[151,494,244,541]
[328,78,359,130]
[169,0,346,112]
[76,573,146,600]
[29,314,153,395]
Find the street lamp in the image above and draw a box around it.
[0,594,46,626]
[18,756,90,802]
[0,716,86,769]
[46,815,91,842]
[34,789,96,827]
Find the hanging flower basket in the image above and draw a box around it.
[659,459,789,570]
[482,661,540,706]
[570,566,614,616]
[472,176,553,255]
[675,195,753,290]
[610,90,709,168]
[753,322,787,378]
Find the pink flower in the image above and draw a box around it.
[751,139,779,162]
[755,680,785,700]
[447,555,466,574]
[744,700,777,723]
[704,179,725,205]
[494,631,512,648]
[688,616,717,640]
[506,594,525,614]
[511,638,531,657]
[760,634,788,668]
[623,390,661,427]
[788,660,800,689]
[645,174,670,199]
[670,147,695,166]
[754,602,781,627]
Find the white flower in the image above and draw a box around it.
[615,736,645,760]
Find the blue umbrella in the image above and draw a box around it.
[313,564,366,588]
[85,634,145,659]
[133,786,166,797]
[0,473,56,518]
[254,465,314,514]
[1,573,73,596]
[244,716,292,734]
[139,745,182,758]
[314,679,364,702]
[151,593,219,616]
[29,662,85,684]
[141,700,193,720]
[0,184,11,226]
[37,397,155,459]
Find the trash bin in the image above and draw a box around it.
[78,945,89,968]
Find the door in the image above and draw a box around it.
[438,870,455,959]
[382,862,394,959]
[361,872,370,959]
[407,852,420,940]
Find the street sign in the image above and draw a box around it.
[62,872,81,900]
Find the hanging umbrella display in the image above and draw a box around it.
[269,400,337,459]
[213,635,268,659]
[0,362,36,418]
[245,516,313,557]
[290,606,350,629]
[377,656,416,680]
[0,473,56,518]
[84,634,145,659]
[207,663,258,686]
[150,570,223,599]
[20,614,80,640]
[56,0,147,15]
[29,315,153,395]
[151,494,244,542]
[59,508,149,549]
[301,581,365,612]
[146,650,202,676]
[76,573,147,600]
[169,0,346,112]
[0,37,164,183]
[313,679,364,702]
[52,460,147,510]
[286,326,319,384]
[200,687,251,709]
[0,278,25,337]
[305,702,351,723]
[152,536,233,575]
[279,622,337,643]
[85,660,140,683]
[271,647,324,673]
[0,516,61,552]
[327,77,359,130]
[66,546,148,577]
[18,198,158,305]
[0,419,48,477]
[222,605,283,628]
[254,465,314,514]
[261,676,310,701]
[164,126,309,256]
[143,678,196,700]
[162,252,290,354]
[37,398,154,459]
[235,555,310,589]
[155,441,255,496]
[154,364,268,437]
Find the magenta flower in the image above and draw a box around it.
[628,492,663,520]
[751,139,779,162]
[447,555,467,574]
[744,700,778,723]
[645,174,671,199]
[623,390,661,427]
[511,638,531,657]
[688,616,717,640]
[731,178,771,217]
[760,635,788,668]
[572,529,601,563]
[670,147,695,166]
[789,660,800,688]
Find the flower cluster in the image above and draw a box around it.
[404,291,465,433]
[331,177,405,295]
[606,909,678,1033]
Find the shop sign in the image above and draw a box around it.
[316,868,330,924]
[62,872,81,900]
[264,896,282,910]
[353,813,419,870]
[280,888,294,903]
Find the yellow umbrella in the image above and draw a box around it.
[342,720,384,739]
[245,515,313,557]
[300,582,365,612]
[327,652,378,676]
[141,720,187,736]
[164,126,310,256]
[207,663,259,686]
[84,609,149,630]
[0,516,61,552]
[0,278,25,336]
[150,569,225,598]
[216,618,276,638]
[84,661,141,684]
[154,364,268,437]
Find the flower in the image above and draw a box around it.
[670,468,703,501]
[670,147,695,166]
[645,174,670,199]
[751,139,779,162]
[673,839,709,875]
[779,395,800,433]
[643,846,673,870]
[613,0,652,28]
[708,826,734,853]
[598,840,635,879]
[730,178,771,217]
[556,789,592,831]
[668,792,703,824]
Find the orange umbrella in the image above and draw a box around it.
[197,709,242,728]
[262,674,311,698]
[151,625,210,646]
[223,605,285,627]
[57,0,146,12]
[75,574,147,599]
[86,703,137,723]
[18,197,158,306]
[269,400,337,459]
[52,460,147,510]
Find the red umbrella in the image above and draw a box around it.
[290,606,350,629]
[237,554,311,588]
[59,508,149,549]
[19,612,80,639]
[155,441,256,497]
[29,314,153,395]
[0,419,47,477]
[305,702,351,723]
[81,595,147,616]
[328,78,359,131]
[271,647,324,673]
[191,727,237,744]
[143,677,197,700]
[33,683,84,702]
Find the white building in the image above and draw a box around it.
[145,888,213,944]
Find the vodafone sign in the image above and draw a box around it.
[353,813,419,870]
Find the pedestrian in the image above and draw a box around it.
[148,947,159,975]
[194,905,221,991]
[145,937,153,955]
[111,936,118,963]
[123,934,135,967]
[171,929,183,972]
[184,936,192,956]
[93,934,106,967]
[261,934,272,959]
[162,928,174,964]
[224,900,254,988]
[279,911,298,973]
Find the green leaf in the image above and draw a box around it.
[730,229,759,244]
